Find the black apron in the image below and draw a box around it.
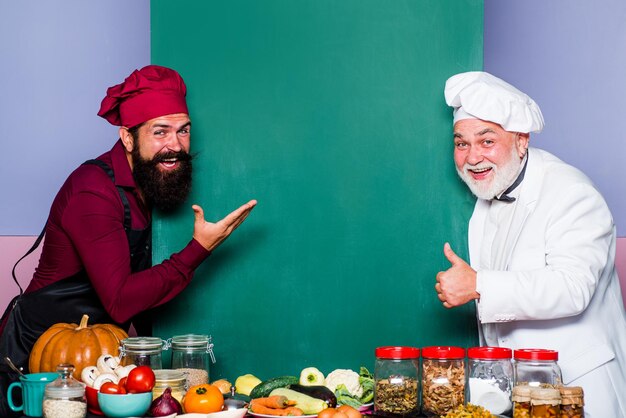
[0,159,152,417]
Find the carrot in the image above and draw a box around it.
[250,400,303,416]
[255,395,296,409]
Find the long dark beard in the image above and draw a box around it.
[132,148,193,212]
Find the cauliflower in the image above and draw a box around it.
[324,368,363,398]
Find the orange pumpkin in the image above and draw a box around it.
[29,314,128,379]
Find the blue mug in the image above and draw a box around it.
[7,372,59,417]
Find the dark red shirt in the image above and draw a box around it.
[25,140,210,324]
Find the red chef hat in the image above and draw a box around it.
[97,65,188,128]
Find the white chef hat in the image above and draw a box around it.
[444,71,545,133]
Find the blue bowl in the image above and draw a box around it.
[97,391,152,417]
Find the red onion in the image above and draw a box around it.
[149,387,183,417]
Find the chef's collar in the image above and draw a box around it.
[494,152,529,203]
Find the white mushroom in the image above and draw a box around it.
[92,372,119,390]
[96,354,120,374]
[80,366,100,387]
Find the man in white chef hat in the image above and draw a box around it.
[436,71,626,416]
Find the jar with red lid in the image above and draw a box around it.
[467,347,513,416]
[513,349,562,388]
[421,346,465,417]
[374,346,420,418]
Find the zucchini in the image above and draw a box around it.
[249,375,299,399]
[270,387,328,414]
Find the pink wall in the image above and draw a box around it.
[0,236,43,314]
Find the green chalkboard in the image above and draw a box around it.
[151,0,482,381]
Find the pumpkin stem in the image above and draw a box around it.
[77,314,90,330]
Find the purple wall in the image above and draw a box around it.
[0,0,150,235]
[484,0,626,236]
[2,1,625,313]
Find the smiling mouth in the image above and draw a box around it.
[468,166,493,180]
[159,158,179,170]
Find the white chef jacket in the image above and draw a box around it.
[468,148,626,417]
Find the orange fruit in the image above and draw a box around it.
[337,405,362,418]
[318,408,337,418]
[183,383,225,413]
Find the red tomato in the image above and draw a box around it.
[125,365,156,393]
[117,377,128,394]
[100,382,123,394]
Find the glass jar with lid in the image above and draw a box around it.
[511,384,532,418]
[42,364,87,418]
[530,387,561,418]
[373,346,420,418]
[421,346,466,417]
[170,334,215,389]
[513,349,562,388]
[558,386,584,417]
[120,336,167,368]
[467,346,513,416]
[153,369,187,402]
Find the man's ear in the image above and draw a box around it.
[119,127,134,153]
[516,132,530,157]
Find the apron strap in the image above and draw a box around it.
[83,159,131,232]
[11,223,46,295]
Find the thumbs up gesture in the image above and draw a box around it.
[435,242,480,308]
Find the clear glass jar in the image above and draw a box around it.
[120,336,167,368]
[467,347,513,416]
[421,346,465,417]
[153,369,187,403]
[530,387,561,418]
[374,346,420,418]
[170,334,214,389]
[558,386,584,417]
[43,364,87,418]
[513,349,562,388]
[511,384,532,418]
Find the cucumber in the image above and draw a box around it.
[270,387,328,415]
[249,375,299,399]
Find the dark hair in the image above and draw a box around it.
[128,123,145,142]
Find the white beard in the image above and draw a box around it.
[456,146,523,200]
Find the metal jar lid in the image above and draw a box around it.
[120,336,165,355]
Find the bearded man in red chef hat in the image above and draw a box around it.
[0,65,256,417]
